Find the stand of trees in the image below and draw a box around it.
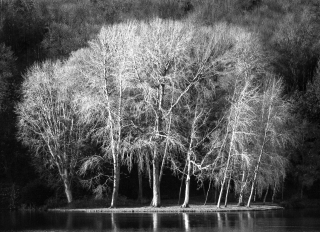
[17,19,298,207]
[2,0,320,208]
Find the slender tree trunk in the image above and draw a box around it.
[272,183,277,204]
[247,142,266,207]
[217,154,232,208]
[64,183,73,204]
[214,186,218,204]
[110,156,120,208]
[147,162,152,188]
[182,152,192,208]
[182,97,199,208]
[202,185,206,199]
[178,164,187,205]
[225,158,236,207]
[238,192,244,206]
[224,177,231,207]
[238,170,246,206]
[159,111,172,184]
[151,153,161,207]
[218,111,237,208]
[62,172,73,203]
[263,186,269,205]
[138,168,143,204]
[104,63,122,208]
[204,179,212,205]
[247,83,274,208]
[151,85,163,208]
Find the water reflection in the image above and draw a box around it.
[153,213,158,231]
[182,213,190,232]
[1,209,320,231]
[111,213,118,231]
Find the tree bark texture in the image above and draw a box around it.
[181,152,192,208]
[151,155,161,207]
[110,156,120,208]
[62,173,73,203]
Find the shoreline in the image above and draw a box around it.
[48,204,284,213]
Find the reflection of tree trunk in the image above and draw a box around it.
[111,213,118,231]
[183,213,190,232]
[247,211,253,230]
[153,213,159,231]
[217,212,223,230]
[66,213,74,229]
[138,168,143,204]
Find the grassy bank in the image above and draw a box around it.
[49,202,283,213]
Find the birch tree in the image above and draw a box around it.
[71,22,138,208]
[247,77,295,207]
[180,83,217,208]
[216,75,260,208]
[131,19,194,207]
[179,26,228,207]
[17,61,87,203]
[185,24,270,208]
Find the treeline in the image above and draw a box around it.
[1,0,320,209]
[16,20,298,208]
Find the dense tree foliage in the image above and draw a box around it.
[17,61,90,203]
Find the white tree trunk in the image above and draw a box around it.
[181,152,192,208]
[238,170,246,206]
[151,155,161,207]
[62,172,73,203]
[224,177,231,207]
[110,156,120,208]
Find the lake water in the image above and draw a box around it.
[1,209,320,231]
